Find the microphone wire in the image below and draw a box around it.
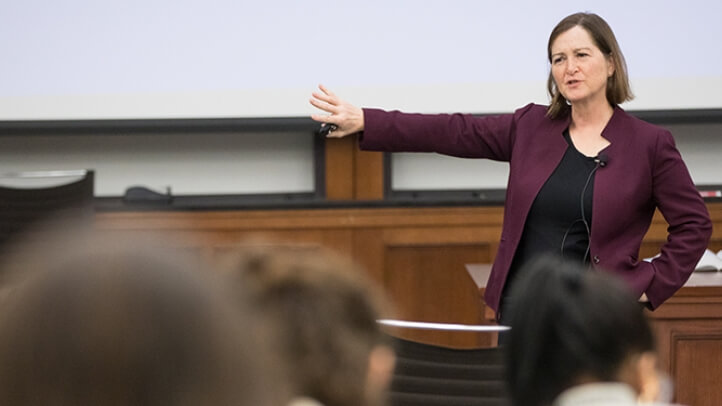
[560,157,602,264]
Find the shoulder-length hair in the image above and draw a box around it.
[546,12,634,119]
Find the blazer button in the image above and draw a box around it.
[593,255,600,264]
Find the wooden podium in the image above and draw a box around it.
[466,264,722,406]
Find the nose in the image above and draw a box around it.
[566,59,578,74]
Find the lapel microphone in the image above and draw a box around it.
[595,154,608,167]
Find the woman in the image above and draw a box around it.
[309,12,711,322]
[505,255,668,406]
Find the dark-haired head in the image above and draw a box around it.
[504,255,654,406]
[546,12,634,118]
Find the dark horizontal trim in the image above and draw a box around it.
[95,192,323,212]
[387,184,722,207]
[388,189,507,205]
[0,116,319,135]
[466,108,722,125]
[3,108,722,136]
[93,191,506,212]
[626,109,722,125]
[90,183,722,212]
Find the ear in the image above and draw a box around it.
[365,345,396,396]
[606,53,615,78]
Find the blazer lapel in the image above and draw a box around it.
[508,115,570,239]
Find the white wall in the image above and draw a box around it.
[1,0,721,120]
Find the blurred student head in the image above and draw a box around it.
[0,230,281,406]
[225,244,396,406]
[504,255,659,406]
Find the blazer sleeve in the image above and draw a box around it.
[646,130,712,308]
[357,104,538,161]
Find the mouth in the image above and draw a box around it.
[566,79,582,86]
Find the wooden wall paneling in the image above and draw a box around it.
[353,147,385,200]
[88,203,722,403]
[95,208,360,233]
[668,327,722,406]
[646,278,722,406]
[352,228,387,286]
[203,229,355,268]
[353,223,500,348]
[383,244,491,348]
[347,206,504,279]
[96,206,507,347]
[651,320,722,380]
[93,203,722,351]
[324,136,356,200]
[94,210,357,268]
[648,294,722,345]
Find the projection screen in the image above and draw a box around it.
[2,0,721,122]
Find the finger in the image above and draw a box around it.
[328,127,355,139]
[326,130,347,138]
[309,97,339,114]
[318,84,337,98]
[311,91,335,105]
[310,113,337,124]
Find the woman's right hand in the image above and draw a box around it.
[309,84,364,138]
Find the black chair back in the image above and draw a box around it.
[388,335,510,406]
[0,170,94,254]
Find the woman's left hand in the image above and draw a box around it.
[309,84,364,138]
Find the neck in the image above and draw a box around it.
[570,101,614,130]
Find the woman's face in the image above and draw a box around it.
[550,26,614,108]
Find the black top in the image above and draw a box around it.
[504,129,600,298]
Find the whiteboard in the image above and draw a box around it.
[0,131,316,196]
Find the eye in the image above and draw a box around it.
[577,52,589,58]
[552,56,564,64]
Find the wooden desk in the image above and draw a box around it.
[466,264,722,406]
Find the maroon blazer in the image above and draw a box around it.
[359,103,712,312]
